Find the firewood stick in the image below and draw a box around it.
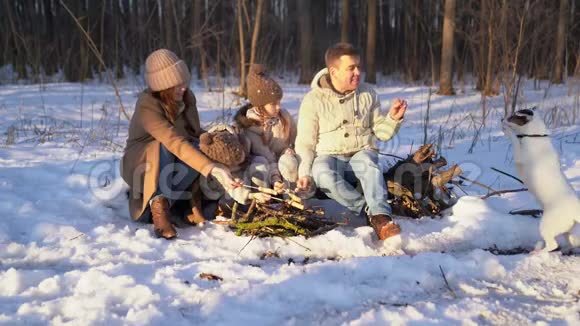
[242,184,278,195]
[284,190,303,203]
[458,175,497,193]
[231,201,239,223]
[268,195,305,210]
[432,156,448,169]
[450,180,470,195]
[286,201,305,210]
[243,199,257,221]
[490,167,524,184]
[481,188,528,199]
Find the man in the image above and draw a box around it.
[295,43,407,240]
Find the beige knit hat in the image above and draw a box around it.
[145,49,191,92]
[247,64,283,107]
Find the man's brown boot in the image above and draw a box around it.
[150,197,177,239]
[368,214,401,240]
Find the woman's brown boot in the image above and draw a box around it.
[186,180,206,226]
[186,198,206,226]
[150,197,177,239]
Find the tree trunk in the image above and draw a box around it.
[63,1,81,82]
[552,0,569,84]
[172,0,184,57]
[43,0,57,75]
[311,1,329,69]
[130,0,140,75]
[114,0,124,79]
[411,0,420,81]
[365,0,377,84]
[297,0,313,84]
[476,0,488,90]
[484,2,495,96]
[164,0,174,50]
[379,0,391,74]
[238,0,247,96]
[280,0,297,71]
[4,1,27,79]
[249,0,265,67]
[438,0,456,95]
[341,0,349,43]
[192,0,201,77]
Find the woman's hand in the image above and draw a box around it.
[209,165,241,190]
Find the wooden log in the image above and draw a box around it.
[231,201,239,223]
[242,199,257,222]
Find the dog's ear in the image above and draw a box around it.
[516,109,534,117]
[507,114,529,126]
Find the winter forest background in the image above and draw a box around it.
[2,0,579,94]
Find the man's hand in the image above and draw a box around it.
[295,176,313,192]
[388,98,407,121]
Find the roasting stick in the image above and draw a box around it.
[242,184,305,210]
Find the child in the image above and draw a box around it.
[234,64,299,193]
[198,125,271,213]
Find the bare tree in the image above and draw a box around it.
[4,0,27,79]
[249,0,265,67]
[237,0,247,95]
[483,0,497,96]
[476,0,488,91]
[499,0,530,115]
[553,0,569,84]
[365,0,377,84]
[297,0,313,84]
[341,0,349,43]
[163,0,174,50]
[438,0,456,95]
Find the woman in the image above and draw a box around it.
[121,49,237,239]
[234,64,298,193]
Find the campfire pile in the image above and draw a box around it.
[217,193,339,238]
[383,144,461,218]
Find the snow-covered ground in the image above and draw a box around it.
[0,76,579,325]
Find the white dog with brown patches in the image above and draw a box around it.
[503,109,580,252]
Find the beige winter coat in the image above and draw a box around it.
[120,89,214,220]
[295,68,402,178]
